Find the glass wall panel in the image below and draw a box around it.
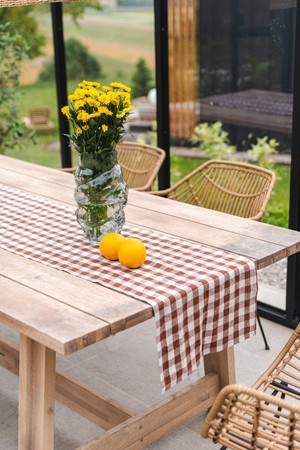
[199,0,295,152]
[199,0,297,314]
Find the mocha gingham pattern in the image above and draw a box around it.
[0,184,258,391]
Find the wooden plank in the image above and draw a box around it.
[0,250,153,335]
[0,154,74,189]
[56,372,133,430]
[0,167,75,206]
[128,190,300,251]
[0,338,19,375]
[18,335,56,450]
[204,347,236,388]
[0,337,134,431]
[124,205,294,269]
[76,372,220,450]
[0,276,110,355]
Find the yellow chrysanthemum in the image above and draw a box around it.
[82,80,100,88]
[116,105,134,119]
[117,91,131,101]
[116,111,126,119]
[85,98,100,108]
[98,106,113,116]
[110,82,131,92]
[98,93,110,105]
[74,100,85,110]
[88,112,101,119]
[77,111,90,122]
[61,106,71,119]
[62,80,134,152]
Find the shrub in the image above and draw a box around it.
[131,58,153,98]
[191,121,235,160]
[247,136,279,169]
[39,38,103,82]
[0,23,34,153]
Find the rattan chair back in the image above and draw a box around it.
[151,159,276,221]
[61,141,165,192]
[201,323,300,449]
[116,141,165,191]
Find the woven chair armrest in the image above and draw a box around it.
[148,189,171,197]
[201,383,300,438]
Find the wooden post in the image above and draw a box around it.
[203,347,236,388]
[18,335,56,450]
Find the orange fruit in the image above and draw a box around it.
[99,232,126,261]
[118,238,147,269]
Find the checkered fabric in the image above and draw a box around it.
[0,184,258,391]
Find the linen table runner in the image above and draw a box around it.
[0,184,258,391]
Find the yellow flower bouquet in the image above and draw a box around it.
[61,80,134,243]
[62,80,134,154]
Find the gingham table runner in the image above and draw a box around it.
[0,184,258,391]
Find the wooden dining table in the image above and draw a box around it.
[1,154,300,450]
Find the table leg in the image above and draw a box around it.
[203,347,236,388]
[18,334,56,450]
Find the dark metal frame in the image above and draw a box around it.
[154,0,170,190]
[51,3,71,169]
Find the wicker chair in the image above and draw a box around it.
[151,159,276,349]
[62,141,165,192]
[116,141,165,191]
[201,322,300,449]
[150,159,276,221]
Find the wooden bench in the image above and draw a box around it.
[23,107,55,132]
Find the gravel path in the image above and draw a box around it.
[258,259,287,290]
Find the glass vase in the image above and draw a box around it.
[74,147,128,244]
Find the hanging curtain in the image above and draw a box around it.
[168,0,199,140]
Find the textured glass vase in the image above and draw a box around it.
[74,148,128,243]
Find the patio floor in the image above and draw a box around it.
[0,282,292,450]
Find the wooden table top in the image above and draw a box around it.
[1,155,299,356]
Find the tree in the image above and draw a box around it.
[62,2,102,24]
[0,2,102,59]
[0,24,33,153]
[131,58,153,98]
[0,7,45,58]
[39,38,103,82]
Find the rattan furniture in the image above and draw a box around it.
[62,141,165,192]
[150,159,276,349]
[201,322,300,449]
[150,159,276,221]
[116,141,165,191]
